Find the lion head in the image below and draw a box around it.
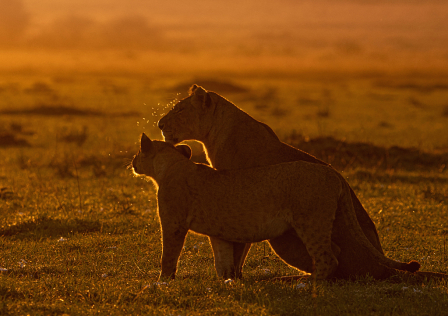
[132,133,192,181]
[158,85,215,144]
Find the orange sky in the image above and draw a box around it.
[12,0,448,46]
[1,1,448,75]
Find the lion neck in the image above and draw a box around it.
[201,98,242,167]
[152,153,194,186]
[201,96,278,170]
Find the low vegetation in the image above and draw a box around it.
[0,74,447,315]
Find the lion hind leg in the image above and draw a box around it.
[309,246,339,280]
[209,237,236,279]
[292,224,338,280]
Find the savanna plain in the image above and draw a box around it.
[2,1,448,315]
[1,70,447,316]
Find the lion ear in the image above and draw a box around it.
[189,84,200,95]
[140,133,153,153]
[175,144,192,159]
[190,85,212,109]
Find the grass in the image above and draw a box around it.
[0,73,448,315]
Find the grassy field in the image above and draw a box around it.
[1,73,448,315]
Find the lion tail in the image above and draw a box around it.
[404,260,421,273]
[339,178,421,273]
[391,269,448,281]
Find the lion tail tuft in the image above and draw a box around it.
[405,260,421,273]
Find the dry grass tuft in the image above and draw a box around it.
[283,133,448,171]
[0,215,101,240]
[0,132,30,147]
[442,104,448,117]
[57,125,88,147]
[0,187,13,200]
[24,82,55,95]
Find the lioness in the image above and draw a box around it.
[156,85,448,282]
[132,133,420,281]
[157,85,384,280]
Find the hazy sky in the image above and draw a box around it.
[1,0,447,74]
[19,1,447,52]
[20,0,448,30]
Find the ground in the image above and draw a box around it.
[0,73,447,315]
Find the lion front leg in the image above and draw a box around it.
[159,228,188,281]
[209,237,236,279]
[233,242,251,279]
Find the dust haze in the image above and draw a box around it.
[1,0,448,75]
